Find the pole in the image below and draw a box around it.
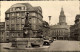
[48,16,51,25]
[48,16,51,37]
[79,0,80,14]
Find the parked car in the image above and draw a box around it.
[49,39,53,43]
[43,40,50,46]
[49,37,54,43]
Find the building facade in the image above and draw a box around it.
[50,8,70,40]
[70,14,80,41]
[5,3,43,40]
[0,22,6,42]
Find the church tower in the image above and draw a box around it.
[58,7,67,25]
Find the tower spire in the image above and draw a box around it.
[60,7,65,16]
[58,7,67,25]
[61,7,63,11]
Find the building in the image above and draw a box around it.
[70,14,80,41]
[0,22,6,42]
[5,3,43,41]
[50,8,70,40]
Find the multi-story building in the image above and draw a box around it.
[50,8,70,40]
[5,3,43,40]
[0,22,6,42]
[70,14,80,41]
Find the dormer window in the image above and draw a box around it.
[22,6,25,10]
[15,7,21,11]
[11,8,13,11]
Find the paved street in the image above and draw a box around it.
[0,40,80,52]
[49,40,80,51]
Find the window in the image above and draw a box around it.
[7,14,9,17]
[16,24,20,30]
[6,20,9,25]
[11,8,13,11]
[17,17,21,24]
[29,13,37,17]
[31,18,37,24]
[11,24,15,30]
[11,13,15,16]
[38,19,40,23]
[16,7,21,11]
[11,19,15,24]
[22,6,25,10]
[17,13,20,16]
[12,33,14,37]
[22,18,25,24]
[13,8,15,11]
[21,13,25,16]
[6,25,9,30]
[22,24,24,28]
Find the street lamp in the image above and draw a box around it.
[48,16,51,37]
[48,16,51,25]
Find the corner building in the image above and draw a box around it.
[5,3,43,40]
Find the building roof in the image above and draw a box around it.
[5,3,42,13]
[34,6,42,12]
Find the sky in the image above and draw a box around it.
[0,1,79,25]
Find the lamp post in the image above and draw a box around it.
[48,16,51,37]
[48,16,51,25]
[79,0,80,14]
